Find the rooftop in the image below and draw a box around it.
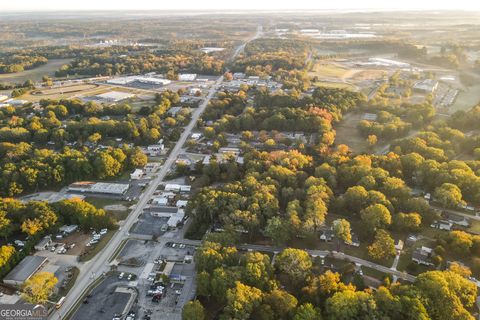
[4,256,47,284]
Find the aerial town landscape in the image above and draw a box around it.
[1,2,480,320]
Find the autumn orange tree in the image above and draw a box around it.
[22,272,58,304]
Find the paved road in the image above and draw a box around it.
[51,27,262,320]
[171,239,417,282]
[430,204,480,222]
[51,77,222,320]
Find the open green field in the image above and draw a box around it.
[0,59,71,83]
[309,62,349,78]
[334,112,369,153]
[313,81,356,91]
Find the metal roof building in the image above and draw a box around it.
[3,256,48,286]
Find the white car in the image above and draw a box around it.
[118,272,125,280]
[100,229,108,235]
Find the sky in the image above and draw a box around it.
[1,0,480,12]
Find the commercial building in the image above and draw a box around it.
[164,184,191,193]
[59,224,78,234]
[200,47,225,54]
[68,181,130,195]
[413,79,439,93]
[95,91,135,102]
[3,256,48,286]
[130,169,144,180]
[149,206,185,227]
[107,76,171,86]
[178,74,197,81]
[34,236,52,251]
[144,163,161,174]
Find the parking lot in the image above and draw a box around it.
[71,274,136,320]
[130,213,169,236]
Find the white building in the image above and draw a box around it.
[145,144,164,156]
[150,206,185,227]
[164,184,191,193]
[107,76,171,86]
[176,200,188,208]
[179,74,197,81]
[5,99,28,106]
[152,196,168,206]
[68,182,129,195]
[189,88,201,95]
[191,133,202,140]
[0,95,8,102]
[413,79,439,93]
[95,91,135,102]
[130,169,144,180]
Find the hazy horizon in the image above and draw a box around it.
[1,0,480,12]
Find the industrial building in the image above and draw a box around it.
[68,181,130,195]
[149,206,185,227]
[3,256,48,286]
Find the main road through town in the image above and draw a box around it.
[50,26,263,320]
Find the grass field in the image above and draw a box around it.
[309,62,349,79]
[334,112,369,153]
[0,59,71,83]
[79,230,116,262]
[313,81,356,91]
[21,83,110,102]
[20,83,140,102]
[451,84,480,112]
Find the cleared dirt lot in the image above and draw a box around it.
[117,239,156,266]
[58,232,91,256]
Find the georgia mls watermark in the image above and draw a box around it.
[0,304,47,320]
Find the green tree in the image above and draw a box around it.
[325,290,378,320]
[368,229,396,261]
[265,216,291,245]
[415,271,476,320]
[182,300,205,320]
[275,248,312,285]
[333,219,352,244]
[263,289,298,319]
[294,303,322,320]
[222,281,264,320]
[360,204,392,233]
[394,212,421,231]
[434,183,465,209]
